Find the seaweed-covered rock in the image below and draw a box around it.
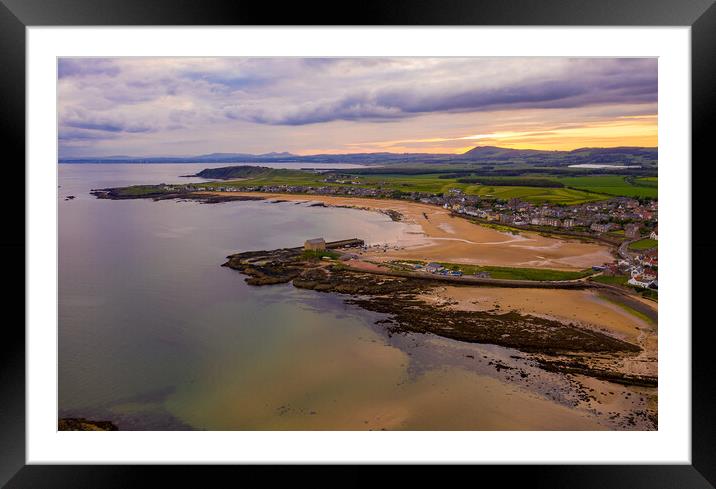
[58,418,118,431]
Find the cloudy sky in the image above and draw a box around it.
[58,57,657,158]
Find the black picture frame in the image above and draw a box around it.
[2,0,713,486]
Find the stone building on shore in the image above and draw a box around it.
[304,238,326,251]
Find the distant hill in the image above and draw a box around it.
[60,145,657,167]
[60,152,300,164]
[191,165,305,180]
[459,146,657,166]
[193,165,268,179]
[461,146,547,158]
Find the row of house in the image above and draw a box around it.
[179,181,657,241]
[442,194,657,237]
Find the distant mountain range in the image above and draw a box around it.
[59,146,657,167]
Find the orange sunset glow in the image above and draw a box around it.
[59,57,657,158]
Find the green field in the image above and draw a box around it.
[475,222,521,234]
[206,171,610,205]
[598,292,655,323]
[220,170,330,187]
[301,249,340,260]
[460,185,602,205]
[111,185,172,196]
[558,175,658,199]
[394,260,594,281]
[628,238,658,250]
[589,274,630,286]
[356,174,613,204]
[634,176,658,187]
[124,166,657,205]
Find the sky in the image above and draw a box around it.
[58,57,657,158]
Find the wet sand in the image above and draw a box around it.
[166,320,607,430]
[203,192,615,270]
[197,190,656,429]
[420,286,655,343]
[419,285,658,382]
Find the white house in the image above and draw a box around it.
[628,276,654,288]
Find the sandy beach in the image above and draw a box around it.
[419,286,656,342]
[208,189,658,421]
[418,285,657,381]
[204,192,615,270]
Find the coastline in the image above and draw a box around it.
[86,184,657,430]
[221,243,657,428]
[223,244,656,380]
[196,191,616,270]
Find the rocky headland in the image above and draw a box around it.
[223,245,654,390]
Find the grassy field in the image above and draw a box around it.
[462,185,602,204]
[633,176,658,187]
[589,274,630,286]
[598,292,656,323]
[475,222,522,234]
[558,175,658,199]
[301,249,340,260]
[628,238,658,250]
[112,185,172,196]
[218,170,330,188]
[357,174,613,204]
[127,167,657,205]
[204,171,610,205]
[394,260,594,281]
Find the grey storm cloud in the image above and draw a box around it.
[58,129,120,141]
[241,62,657,125]
[58,58,121,79]
[57,57,657,156]
[64,119,154,133]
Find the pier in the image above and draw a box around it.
[287,238,364,251]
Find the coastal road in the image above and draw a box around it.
[347,260,599,290]
[343,259,656,318]
[618,234,651,261]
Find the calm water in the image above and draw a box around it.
[58,164,605,430]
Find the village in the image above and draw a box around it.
[177,181,657,235]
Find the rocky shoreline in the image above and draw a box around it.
[90,187,266,204]
[58,417,118,431]
[223,246,654,389]
[89,187,411,223]
[85,187,656,429]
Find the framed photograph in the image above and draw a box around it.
[4,0,714,486]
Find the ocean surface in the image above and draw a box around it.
[58,163,604,430]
